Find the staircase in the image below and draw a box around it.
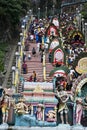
[22,42,43,82]
[22,42,54,83]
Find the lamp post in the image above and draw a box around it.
[14,68,19,93]
[12,66,16,91]
[29,9,32,22]
[25,15,28,30]
[79,13,81,31]
[85,23,87,48]
[20,33,23,42]
[18,42,21,54]
[18,42,22,72]
[81,18,84,34]
[23,19,26,29]
[53,5,55,16]
[15,52,19,68]
[21,25,25,47]
[38,7,40,20]
[45,6,47,18]
[21,25,25,35]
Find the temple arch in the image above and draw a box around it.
[72,73,87,97]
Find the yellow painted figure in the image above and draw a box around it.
[15,98,28,115]
[2,96,9,123]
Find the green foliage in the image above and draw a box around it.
[0,0,31,41]
[81,3,87,19]
[0,42,9,72]
[0,51,4,72]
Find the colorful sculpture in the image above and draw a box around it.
[15,98,28,115]
[76,97,83,125]
[56,89,69,124]
[35,104,44,121]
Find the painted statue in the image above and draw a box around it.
[15,98,28,115]
[46,109,56,121]
[2,95,9,123]
[56,89,69,124]
[76,97,83,125]
[35,104,44,121]
[0,88,6,124]
[82,95,87,118]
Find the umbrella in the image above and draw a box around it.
[49,65,70,77]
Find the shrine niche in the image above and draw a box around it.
[48,38,60,53]
[70,30,85,46]
[71,73,87,126]
[72,73,87,97]
[52,17,59,29]
[51,46,66,66]
[45,23,59,37]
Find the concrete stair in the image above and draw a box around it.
[22,42,54,83]
[22,42,43,82]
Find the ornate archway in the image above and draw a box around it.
[71,73,87,97]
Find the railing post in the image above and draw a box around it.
[12,66,16,92]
